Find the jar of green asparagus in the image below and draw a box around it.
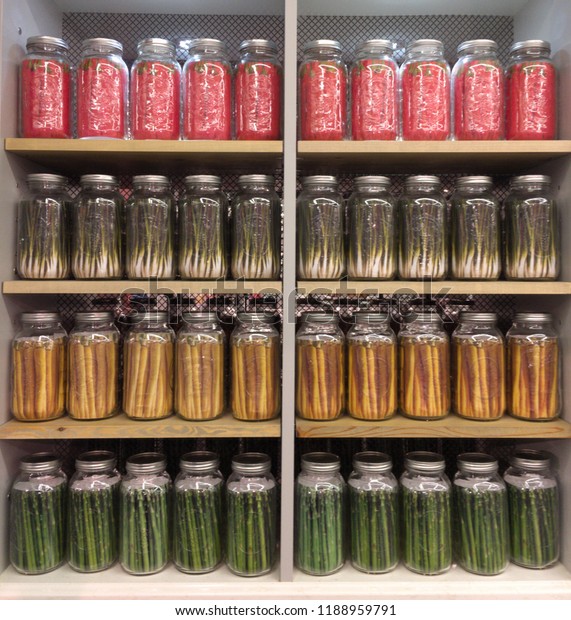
[450,176,501,280]
[295,452,346,575]
[120,452,171,575]
[349,452,398,574]
[401,451,452,575]
[72,175,124,279]
[297,176,345,280]
[68,450,120,573]
[454,453,509,575]
[504,450,559,569]
[17,173,71,279]
[347,176,397,280]
[226,453,277,576]
[126,175,175,279]
[504,175,559,280]
[173,452,224,574]
[178,175,228,279]
[9,453,67,575]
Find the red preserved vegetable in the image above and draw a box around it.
[299,40,347,140]
[20,36,71,139]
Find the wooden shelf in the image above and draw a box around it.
[4,139,283,175]
[2,280,282,295]
[296,415,571,439]
[0,414,281,440]
[297,140,571,173]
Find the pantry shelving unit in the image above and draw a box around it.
[1,0,571,599]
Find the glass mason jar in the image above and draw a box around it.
[231,313,280,421]
[296,453,346,576]
[235,39,282,140]
[178,175,228,279]
[296,312,345,420]
[299,40,347,140]
[17,173,71,279]
[506,40,556,140]
[72,175,124,279]
[450,176,501,280]
[231,174,280,280]
[398,175,448,280]
[182,39,232,140]
[504,175,559,280]
[173,452,224,574]
[399,312,450,420]
[507,313,560,421]
[175,312,225,421]
[226,453,277,576]
[9,453,67,575]
[68,451,120,573]
[126,175,175,279]
[453,313,505,421]
[452,40,505,140]
[347,313,397,420]
[454,453,509,575]
[11,312,67,422]
[297,176,345,280]
[351,40,398,140]
[347,176,396,279]
[77,38,128,139]
[401,451,452,575]
[349,452,399,574]
[401,39,451,140]
[123,312,175,420]
[505,450,559,568]
[20,36,72,138]
[131,38,181,140]
[68,311,120,420]
[120,453,171,575]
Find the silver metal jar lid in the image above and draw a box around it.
[456,176,493,189]
[457,453,498,474]
[356,39,394,55]
[510,40,551,56]
[354,175,391,189]
[510,175,551,187]
[301,312,339,324]
[81,38,123,55]
[76,450,117,473]
[74,311,114,324]
[182,312,220,324]
[80,174,118,186]
[20,311,61,324]
[405,175,441,189]
[137,38,176,55]
[301,452,341,474]
[133,175,170,187]
[405,312,443,324]
[184,174,221,186]
[303,40,342,53]
[20,452,62,474]
[27,173,68,186]
[239,39,278,54]
[353,451,392,473]
[126,452,167,475]
[231,452,271,475]
[405,451,446,473]
[237,312,277,325]
[27,36,69,52]
[406,39,444,52]
[354,312,390,324]
[187,39,228,54]
[180,451,220,473]
[129,311,170,323]
[302,175,338,187]
[238,174,274,186]
[510,449,552,471]
[457,39,498,55]
[513,312,553,324]
[458,312,498,324]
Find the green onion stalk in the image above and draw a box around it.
[17,198,70,279]
[226,482,277,576]
[119,480,171,575]
[349,483,398,574]
[173,478,223,573]
[126,196,175,279]
[507,481,559,568]
[402,484,452,575]
[454,484,509,575]
[295,481,346,575]
[9,481,66,575]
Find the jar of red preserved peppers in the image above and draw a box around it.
[77,38,129,139]
[235,39,281,140]
[20,36,72,139]
[452,40,504,140]
[183,39,232,140]
[351,40,398,140]
[131,38,181,140]
[506,40,556,140]
[401,39,451,140]
[299,40,347,140]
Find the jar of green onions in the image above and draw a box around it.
[68,450,120,573]
[349,452,398,574]
[173,452,224,574]
[295,452,346,575]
